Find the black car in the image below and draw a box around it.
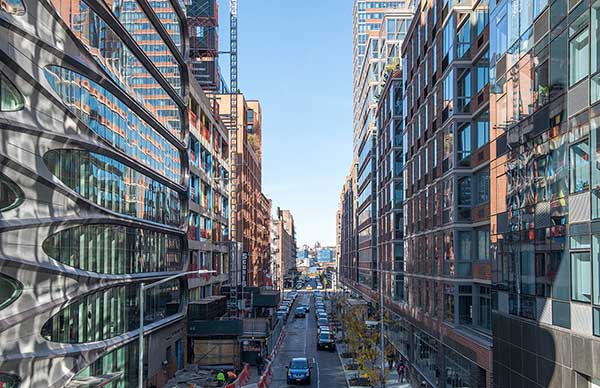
[286,357,311,385]
[317,331,336,351]
[294,306,306,318]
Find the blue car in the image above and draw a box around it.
[286,357,311,385]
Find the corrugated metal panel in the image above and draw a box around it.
[569,193,590,223]
[571,303,592,336]
[538,297,552,325]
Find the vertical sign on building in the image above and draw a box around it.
[241,252,248,287]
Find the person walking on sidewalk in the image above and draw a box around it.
[256,354,264,376]
[396,359,405,383]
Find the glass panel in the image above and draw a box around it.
[48,1,182,136]
[0,0,24,15]
[43,224,183,274]
[44,149,182,226]
[0,274,22,310]
[0,73,24,111]
[0,374,21,388]
[41,280,181,343]
[0,173,23,211]
[44,66,182,184]
[571,252,591,302]
[594,307,600,336]
[552,300,571,328]
[569,28,589,86]
[593,235,600,305]
[570,139,590,193]
[593,0,600,74]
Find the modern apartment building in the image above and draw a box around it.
[489,0,600,386]
[213,94,271,288]
[339,167,358,285]
[271,209,297,290]
[0,0,189,386]
[375,69,405,306]
[353,0,414,292]
[187,79,230,301]
[397,0,493,385]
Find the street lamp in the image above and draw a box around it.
[138,270,216,388]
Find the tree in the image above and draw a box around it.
[340,304,387,386]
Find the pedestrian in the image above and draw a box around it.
[256,354,264,375]
[387,351,395,369]
[396,360,405,382]
[216,370,226,385]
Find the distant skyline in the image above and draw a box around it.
[218,0,353,246]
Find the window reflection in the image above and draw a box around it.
[75,341,140,387]
[43,224,182,274]
[48,0,182,136]
[0,0,24,15]
[44,66,182,184]
[0,273,22,311]
[103,0,182,95]
[41,280,181,343]
[44,149,182,227]
[0,72,24,111]
[0,173,23,211]
[0,374,20,388]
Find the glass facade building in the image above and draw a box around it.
[489,0,600,385]
[0,0,189,386]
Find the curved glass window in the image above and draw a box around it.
[41,280,181,343]
[0,173,24,211]
[1,73,24,111]
[74,341,140,387]
[48,1,181,137]
[0,0,24,15]
[147,0,182,51]
[104,0,182,94]
[43,224,183,274]
[44,66,181,184]
[0,274,22,311]
[44,149,182,227]
[0,374,21,388]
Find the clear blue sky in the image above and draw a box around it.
[218,0,354,246]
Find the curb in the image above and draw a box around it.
[335,343,351,388]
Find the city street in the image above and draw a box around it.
[269,292,347,388]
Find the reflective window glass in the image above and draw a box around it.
[0,0,24,15]
[41,280,181,343]
[44,66,182,184]
[44,149,182,226]
[0,173,23,211]
[49,1,181,136]
[0,274,22,310]
[569,139,590,193]
[0,73,24,111]
[569,28,589,86]
[43,225,183,274]
[571,252,591,302]
[0,374,20,388]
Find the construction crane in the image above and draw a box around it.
[227,0,241,317]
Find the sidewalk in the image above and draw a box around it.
[336,342,413,388]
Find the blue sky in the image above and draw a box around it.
[218,0,354,246]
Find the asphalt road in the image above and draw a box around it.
[269,292,347,388]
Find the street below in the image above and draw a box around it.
[268,292,347,388]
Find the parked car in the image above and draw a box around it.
[317,317,329,327]
[317,331,336,351]
[294,306,306,318]
[286,357,311,385]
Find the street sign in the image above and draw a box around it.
[242,251,248,287]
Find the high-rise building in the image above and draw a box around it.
[489,0,600,386]
[213,94,270,288]
[352,0,414,293]
[187,79,230,301]
[396,0,493,385]
[271,209,297,290]
[0,0,189,386]
[339,167,358,285]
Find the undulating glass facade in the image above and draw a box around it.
[0,72,24,112]
[44,149,182,226]
[41,279,181,343]
[44,66,182,184]
[50,0,183,138]
[0,274,22,311]
[43,225,183,274]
